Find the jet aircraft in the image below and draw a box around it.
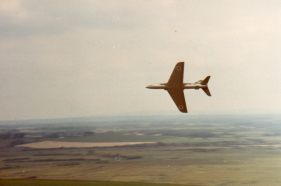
[146,62,211,113]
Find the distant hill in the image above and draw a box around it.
[0,111,281,126]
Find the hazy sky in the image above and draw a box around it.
[1,0,281,120]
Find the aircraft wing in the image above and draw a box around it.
[167,89,188,113]
[167,62,184,87]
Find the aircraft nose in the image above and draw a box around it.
[146,85,152,89]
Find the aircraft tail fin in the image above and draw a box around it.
[202,87,211,96]
[201,76,211,85]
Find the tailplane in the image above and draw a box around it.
[202,87,211,96]
[201,76,211,96]
[201,76,210,85]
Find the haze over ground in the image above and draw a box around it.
[1,0,281,120]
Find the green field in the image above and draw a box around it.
[1,115,281,186]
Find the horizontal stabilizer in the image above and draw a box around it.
[202,87,211,96]
[201,76,211,85]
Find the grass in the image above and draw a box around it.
[0,179,202,186]
[2,145,281,186]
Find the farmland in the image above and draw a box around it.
[1,114,281,186]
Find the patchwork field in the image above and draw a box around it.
[1,115,281,186]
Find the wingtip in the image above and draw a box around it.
[180,109,188,113]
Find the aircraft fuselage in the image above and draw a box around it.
[146,83,207,90]
[146,62,211,113]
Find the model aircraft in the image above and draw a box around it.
[146,62,211,113]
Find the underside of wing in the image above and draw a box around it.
[167,62,184,87]
[167,89,188,113]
